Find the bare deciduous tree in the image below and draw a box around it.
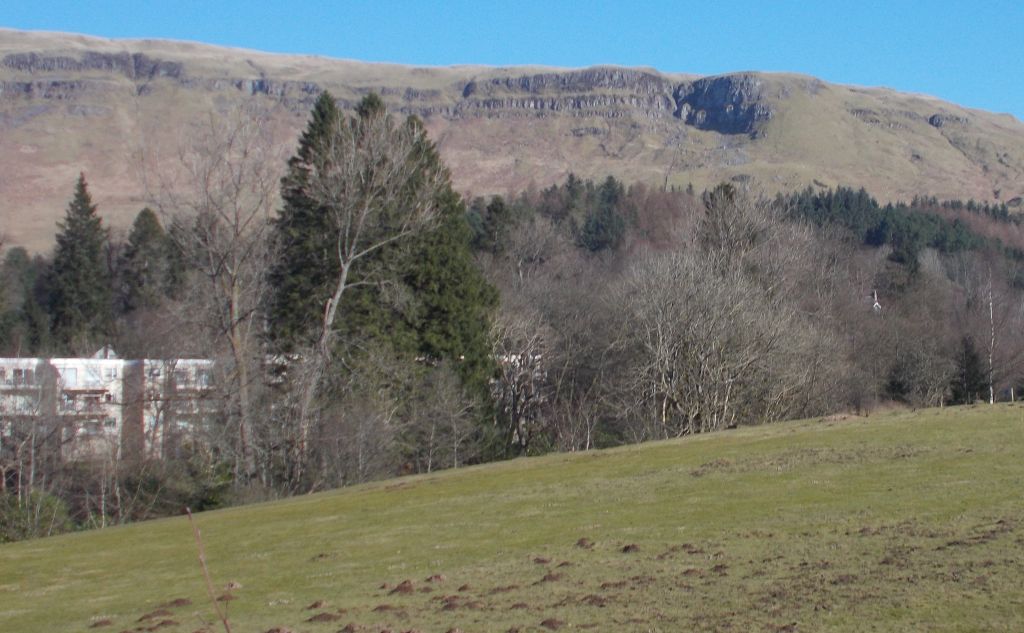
[491,306,551,453]
[948,253,1024,402]
[610,188,832,436]
[147,104,284,481]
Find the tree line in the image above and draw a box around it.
[471,177,1024,452]
[3,93,1024,540]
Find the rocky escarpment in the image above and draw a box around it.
[176,77,321,103]
[462,67,675,98]
[674,74,773,136]
[452,68,773,133]
[1,51,776,134]
[3,30,1022,253]
[0,78,97,99]
[928,113,969,128]
[414,93,677,121]
[2,51,324,109]
[443,68,680,121]
[3,51,183,80]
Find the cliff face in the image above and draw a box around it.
[3,51,185,78]
[673,75,773,135]
[0,54,762,127]
[1,30,1023,251]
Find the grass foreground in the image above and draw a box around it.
[3,404,1024,632]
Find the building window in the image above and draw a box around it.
[103,417,117,428]
[61,393,76,412]
[83,367,102,387]
[0,368,5,383]
[174,369,189,385]
[103,367,117,381]
[12,369,32,385]
[60,367,78,388]
[197,369,212,387]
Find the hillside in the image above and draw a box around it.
[2,404,1023,632]
[2,29,1024,252]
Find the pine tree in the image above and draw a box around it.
[950,336,985,405]
[48,174,112,353]
[0,248,54,355]
[269,92,498,369]
[118,208,178,313]
[267,92,499,483]
[267,91,343,348]
[399,188,498,397]
[468,196,514,255]
[579,203,626,252]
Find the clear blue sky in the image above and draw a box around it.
[4,0,1023,119]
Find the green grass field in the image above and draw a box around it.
[3,404,1024,632]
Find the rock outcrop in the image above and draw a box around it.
[3,51,183,80]
[673,74,773,135]
[1,30,1022,252]
[1,49,771,130]
[928,113,969,128]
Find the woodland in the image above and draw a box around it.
[2,92,1022,541]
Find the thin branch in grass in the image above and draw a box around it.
[186,507,232,633]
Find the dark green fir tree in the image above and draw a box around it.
[118,208,179,313]
[267,90,343,349]
[48,173,112,353]
[267,92,497,396]
[950,336,986,405]
[399,187,499,397]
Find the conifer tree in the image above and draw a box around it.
[468,196,514,255]
[267,92,498,482]
[270,93,496,373]
[267,91,343,348]
[118,208,178,313]
[399,188,498,397]
[950,336,986,404]
[0,249,54,355]
[48,174,112,353]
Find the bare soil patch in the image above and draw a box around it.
[389,580,415,595]
[137,609,172,622]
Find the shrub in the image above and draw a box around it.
[0,491,73,542]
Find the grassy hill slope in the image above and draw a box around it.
[3,405,1024,632]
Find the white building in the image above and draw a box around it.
[0,347,216,463]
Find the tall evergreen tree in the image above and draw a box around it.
[267,91,343,348]
[579,178,627,252]
[268,92,497,389]
[399,188,498,397]
[950,336,986,405]
[0,248,52,355]
[267,92,499,484]
[118,208,179,313]
[579,204,626,252]
[48,174,112,353]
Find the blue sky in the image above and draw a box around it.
[4,0,1022,119]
